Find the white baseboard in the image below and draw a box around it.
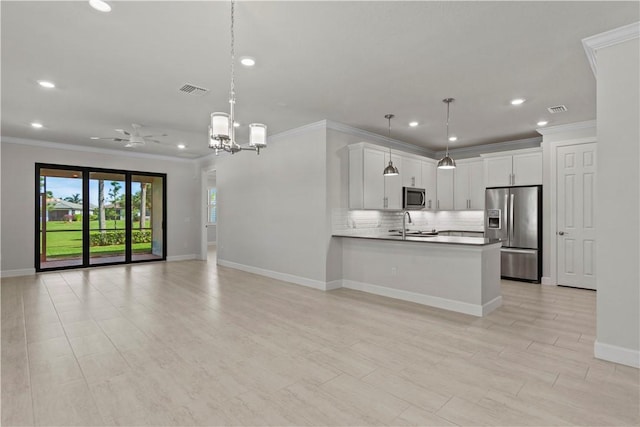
[541,276,555,285]
[342,279,499,317]
[594,340,640,368]
[482,296,503,316]
[217,259,337,291]
[325,280,343,291]
[166,254,197,262]
[1,268,36,278]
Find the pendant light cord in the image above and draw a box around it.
[445,100,450,156]
[229,0,235,102]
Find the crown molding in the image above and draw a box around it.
[536,120,596,136]
[326,120,436,158]
[1,136,197,163]
[582,22,640,77]
[434,136,542,160]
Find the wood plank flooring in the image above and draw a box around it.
[2,250,639,426]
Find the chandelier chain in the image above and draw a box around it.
[229,0,235,100]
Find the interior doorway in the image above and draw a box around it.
[555,142,597,290]
[200,169,217,262]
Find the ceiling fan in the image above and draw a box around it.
[91,123,167,147]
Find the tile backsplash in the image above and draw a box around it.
[332,209,484,234]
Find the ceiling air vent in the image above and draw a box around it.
[178,84,209,96]
[547,105,568,114]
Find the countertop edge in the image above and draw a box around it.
[332,233,502,247]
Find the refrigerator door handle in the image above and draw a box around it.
[509,193,514,245]
[501,248,537,255]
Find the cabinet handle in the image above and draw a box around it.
[513,173,516,185]
[411,177,415,187]
[437,200,439,209]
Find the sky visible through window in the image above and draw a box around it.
[42,177,124,205]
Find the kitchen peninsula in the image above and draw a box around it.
[333,232,502,317]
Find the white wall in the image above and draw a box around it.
[594,37,640,367]
[0,140,200,275]
[215,123,330,286]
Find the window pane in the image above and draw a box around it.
[39,168,84,269]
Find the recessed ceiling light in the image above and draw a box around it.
[38,80,55,89]
[90,137,99,140]
[177,143,186,149]
[240,57,256,67]
[89,0,111,12]
[448,136,457,142]
[409,121,419,127]
[510,98,526,106]
[537,120,548,126]
[31,122,43,128]
[233,122,241,127]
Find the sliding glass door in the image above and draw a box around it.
[38,168,85,269]
[36,164,166,272]
[89,172,126,265]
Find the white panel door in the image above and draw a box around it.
[557,143,596,289]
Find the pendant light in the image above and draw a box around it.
[382,114,399,176]
[437,98,456,169]
[209,0,267,155]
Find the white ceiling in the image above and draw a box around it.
[2,1,638,159]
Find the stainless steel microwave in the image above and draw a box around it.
[403,187,426,210]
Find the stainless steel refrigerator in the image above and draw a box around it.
[485,185,542,283]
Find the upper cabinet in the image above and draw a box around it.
[384,152,403,209]
[436,168,454,210]
[402,156,422,188]
[349,143,404,210]
[482,148,542,187]
[421,160,437,210]
[454,159,484,210]
[349,144,385,209]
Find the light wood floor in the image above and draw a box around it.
[2,250,639,426]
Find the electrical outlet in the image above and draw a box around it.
[391,267,397,275]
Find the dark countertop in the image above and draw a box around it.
[332,232,500,247]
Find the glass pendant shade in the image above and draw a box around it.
[383,161,399,176]
[210,113,230,140]
[249,123,267,148]
[437,155,456,169]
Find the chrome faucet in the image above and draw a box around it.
[402,211,412,239]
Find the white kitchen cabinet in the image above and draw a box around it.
[384,152,402,209]
[454,159,484,210]
[349,145,385,209]
[483,149,542,187]
[436,168,454,210]
[401,156,422,188]
[349,143,404,210]
[512,152,543,185]
[421,160,437,210]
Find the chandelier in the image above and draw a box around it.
[209,0,267,155]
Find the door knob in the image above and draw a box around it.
[558,231,565,235]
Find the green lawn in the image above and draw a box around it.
[41,220,153,258]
